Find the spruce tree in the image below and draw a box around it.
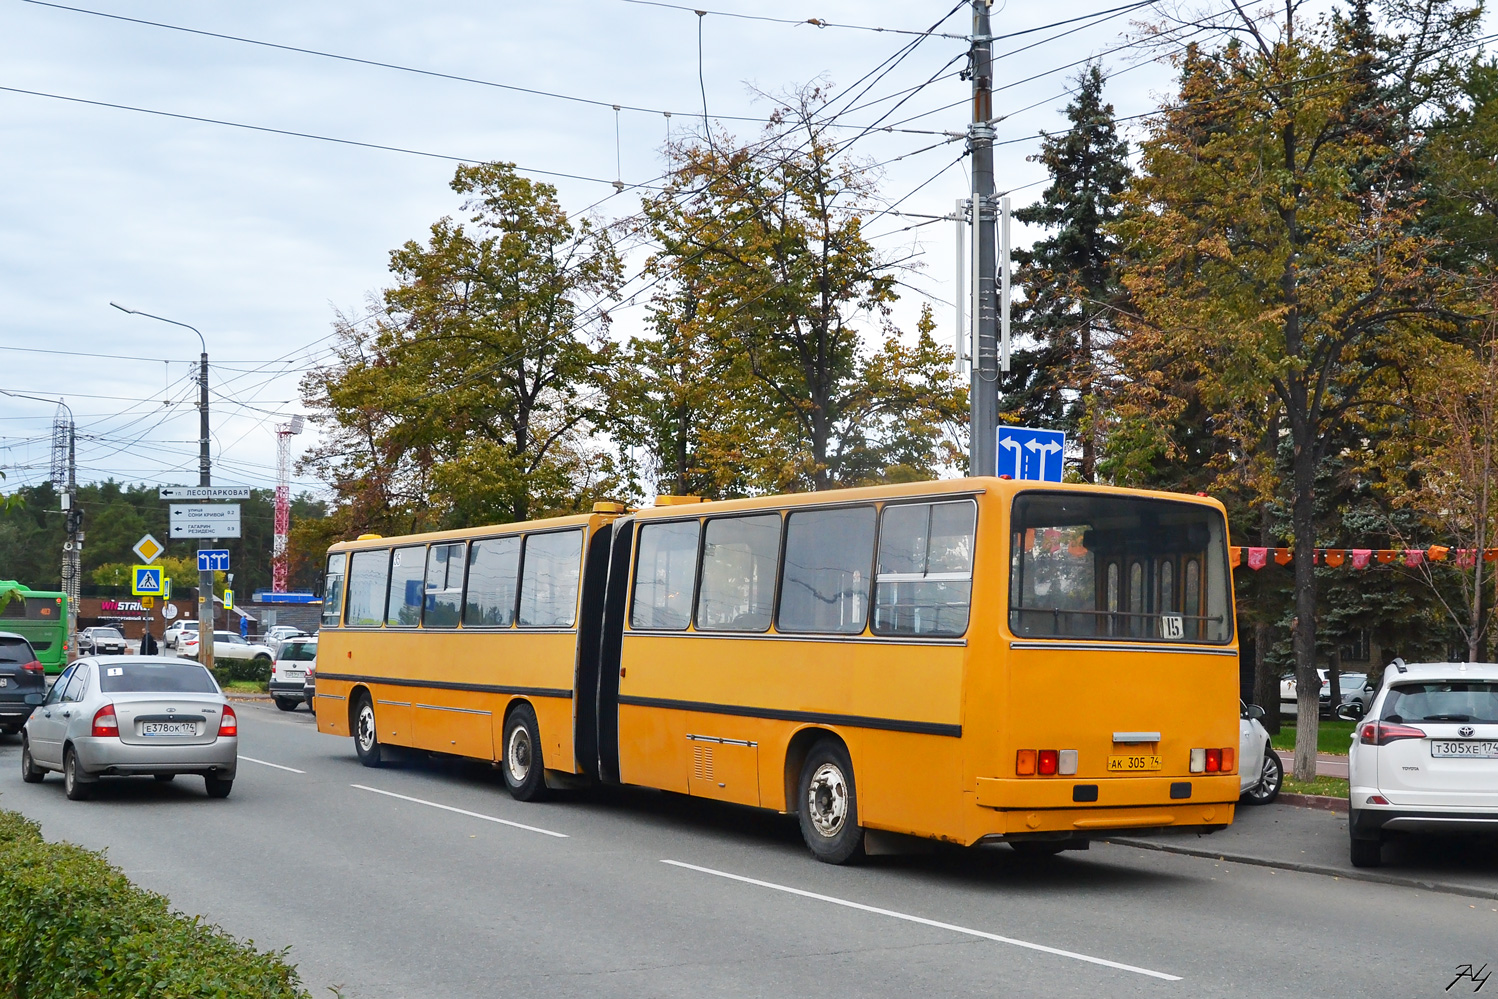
[1005,63,1131,481]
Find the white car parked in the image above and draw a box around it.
[1239,702,1282,805]
[179,631,273,664]
[1344,660,1498,868]
[163,620,198,650]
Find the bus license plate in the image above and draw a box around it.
[1431,741,1498,758]
[1108,754,1162,772]
[141,722,195,737]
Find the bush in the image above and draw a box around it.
[213,655,272,684]
[0,808,309,998]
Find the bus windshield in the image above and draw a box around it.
[1008,492,1232,644]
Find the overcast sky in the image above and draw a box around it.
[0,0,1349,497]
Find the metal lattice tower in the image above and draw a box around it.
[272,416,304,593]
[50,410,70,487]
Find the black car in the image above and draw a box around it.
[77,626,128,655]
[0,632,46,735]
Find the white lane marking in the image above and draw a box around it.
[239,756,306,774]
[350,784,569,838]
[661,859,1181,982]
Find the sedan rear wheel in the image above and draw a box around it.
[64,747,93,801]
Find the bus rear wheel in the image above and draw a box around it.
[798,740,865,864]
[502,703,548,802]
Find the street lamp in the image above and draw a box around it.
[111,302,216,672]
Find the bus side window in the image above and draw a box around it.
[872,500,975,637]
[631,521,700,631]
[386,546,426,628]
[322,553,347,628]
[424,543,464,628]
[464,537,520,627]
[345,550,389,628]
[778,506,877,635]
[696,514,780,632]
[518,530,584,628]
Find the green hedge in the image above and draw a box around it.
[212,656,272,685]
[0,809,309,999]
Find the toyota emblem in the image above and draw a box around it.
[1459,725,1475,738]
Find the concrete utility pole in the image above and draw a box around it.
[968,0,999,477]
[112,303,214,672]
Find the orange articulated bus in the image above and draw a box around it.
[314,477,1241,862]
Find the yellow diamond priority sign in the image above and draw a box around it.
[132,534,164,564]
[131,565,165,597]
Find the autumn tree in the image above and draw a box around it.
[301,162,621,532]
[1008,63,1131,481]
[640,93,967,493]
[1112,2,1474,780]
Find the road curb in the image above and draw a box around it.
[1278,792,1348,813]
[224,692,272,701]
[1105,837,1498,901]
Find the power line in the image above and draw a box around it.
[17,0,955,137]
[0,84,660,189]
[605,0,969,39]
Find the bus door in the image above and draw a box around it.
[572,522,613,779]
[595,518,635,783]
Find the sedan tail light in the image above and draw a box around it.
[91,703,119,738]
[20,660,43,675]
[218,704,237,737]
[1360,721,1426,745]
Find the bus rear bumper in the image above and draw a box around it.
[970,774,1238,840]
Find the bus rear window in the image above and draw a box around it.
[1008,492,1232,644]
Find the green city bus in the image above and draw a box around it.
[0,581,69,674]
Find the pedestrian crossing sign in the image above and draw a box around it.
[132,565,165,596]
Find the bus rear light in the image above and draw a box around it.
[1205,749,1221,772]
[1221,748,1234,772]
[1016,749,1036,775]
[1360,722,1426,746]
[1058,749,1078,775]
[1037,750,1059,775]
[91,703,118,738]
[1191,747,1235,773]
[1190,748,1205,773]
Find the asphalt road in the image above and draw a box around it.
[0,702,1494,999]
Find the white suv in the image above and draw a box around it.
[1345,661,1498,868]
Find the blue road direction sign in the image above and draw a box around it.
[997,426,1067,483]
[198,550,231,572]
[131,565,165,597]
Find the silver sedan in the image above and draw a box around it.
[20,656,238,799]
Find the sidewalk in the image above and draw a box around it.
[1110,800,1498,899]
[1274,749,1347,779]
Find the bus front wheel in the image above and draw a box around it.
[352,694,384,768]
[502,704,548,802]
[798,740,865,864]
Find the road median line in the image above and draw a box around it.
[350,784,569,838]
[1104,837,1498,901]
[661,859,1181,981]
